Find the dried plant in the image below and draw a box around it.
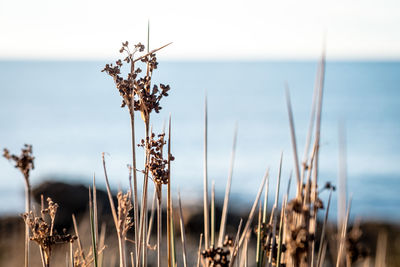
[2,36,384,267]
[3,144,35,267]
[23,198,76,267]
[103,38,172,267]
[139,132,175,186]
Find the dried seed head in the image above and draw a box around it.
[139,132,174,185]
[102,41,171,123]
[3,144,35,180]
[117,191,133,236]
[201,246,230,267]
[23,202,76,265]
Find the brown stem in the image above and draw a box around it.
[137,119,151,267]
[24,176,31,267]
[129,109,139,263]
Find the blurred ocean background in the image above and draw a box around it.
[0,60,399,222]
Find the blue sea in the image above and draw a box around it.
[0,60,399,222]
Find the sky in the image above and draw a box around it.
[0,0,399,60]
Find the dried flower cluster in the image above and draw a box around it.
[3,144,35,180]
[139,133,174,185]
[256,221,286,262]
[202,246,230,267]
[102,41,170,123]
[23,198,76,266]
[117,191,134,236]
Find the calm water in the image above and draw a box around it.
[0,60,399,222]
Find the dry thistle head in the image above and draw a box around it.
[139,132,174,185]
[3,144,35,180]
[117,191,133,237]
[102,41,171,123]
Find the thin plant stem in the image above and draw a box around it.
[167,116,172,267]
[72,214,86,265]
[211,181,215,247]
[178,190,188,267]
[146,189,157,247]
[203,95,210,250]
[70,242,74,267]
[24,177,31,267]
[239,168,269,247]
[99,222,106,267]
[156,184,162,267]
[256,199,262,267]
[229,219,243,267]
[316,189,333,267]
[128,110,139,263]
[137,119,151,267]
[197,233,203,267]
[93,175,99,256]
[336,197,352,267]
[89,187,98,267]
[217,123,238,247]
[285,84,301,197]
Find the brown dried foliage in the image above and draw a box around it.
[139,132,175,185]
[23,198,76,266]
[102,41,170,123]
[3,144,35,180]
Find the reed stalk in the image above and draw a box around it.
[203,96,210,250]
[239,168,269,247]
[88,186,98,267]
[197,234,203,267]
[218,124,238,247]
[178,190,188,267]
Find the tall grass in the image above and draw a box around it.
[2,37,387,267]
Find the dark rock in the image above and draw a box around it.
[32,181,117,233]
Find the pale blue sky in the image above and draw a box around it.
[0,0,399,60]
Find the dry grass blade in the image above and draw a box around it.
[211,181,216,247]
[101,153,118,228]
[338,121,348,231]
[167,115,172,267]
[132,42,173,64]
[89,186,98,267]
[217,123,238,247]
[300,60,321,187]
[273,153,283,216]
[93,175,99,252]
[156,184,162,267]
[70,241,74,267]
[197,233,203,267]
[285,84,301,196]
[178,190,188,267]
[239,230,251,267]
[203,95,210,250]
[276,196,287,267]
[336,197,352,267]
[316,189,333,267]
[256,199,262,267]
[229,219,243,267]
[128,164,139,263]
[239,168,269,247]
[99,222,106,267]
[146,189,157,247]
[72,214,86,265]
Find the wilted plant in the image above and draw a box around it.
[3,144,35,267]
[23,198,76,267]
[102,39,173,267]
